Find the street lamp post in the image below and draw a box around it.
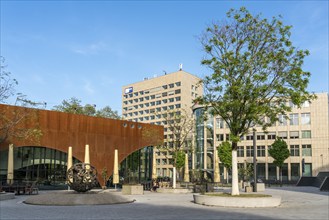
[253,129,257,192]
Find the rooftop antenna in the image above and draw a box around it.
[179,63,183,71]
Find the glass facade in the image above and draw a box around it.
[0,146,80,185]
[118,146,153,184]
[0,146,154,187]
[194,108,205,170]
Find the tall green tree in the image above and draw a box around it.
[53,97,84,114]
[217,141,232,183]
[196,7,315,195]
[96,106,120,119]
[268,138,290,186]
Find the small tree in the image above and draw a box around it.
[268,138,290,186]
[238,163,253,182]
[218,141,232,183]
[174,150,185,170]
[158,108,194,182]
[101,167,108,189]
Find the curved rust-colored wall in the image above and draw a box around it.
[0,104,163,183]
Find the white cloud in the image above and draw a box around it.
[27,73,46,85]
[83,80,95,95]
[71,41,108,55]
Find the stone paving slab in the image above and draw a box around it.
[0,186,328,220]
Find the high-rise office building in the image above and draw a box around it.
[122,69,203,177]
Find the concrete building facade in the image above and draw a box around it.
[193,93,329,182]
[122,69,203,177]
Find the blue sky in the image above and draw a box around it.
[1,1,328,114]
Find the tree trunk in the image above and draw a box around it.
[231,149,239,195]
[173,166,176,189]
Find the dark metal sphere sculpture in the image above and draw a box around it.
[67,163,98,192]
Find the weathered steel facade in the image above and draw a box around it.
[0,104,163,183]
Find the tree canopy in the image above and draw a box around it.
[197,7,315,142]
[217,141,232,170]
[268,138,290,168]
[0,57,44,145]
[53,97,120,119]
[0,56,18,103]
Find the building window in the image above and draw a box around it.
[302,145,312,156]
[257,146,266,157]
[246,134,253,140]
[169,83,174,88]
[237,146,244,157]
[246,146,254,157]
[302,101,310,107]
[290,113,299,126]
[301,130,311,139]
[290,131,299,139]
[156,100,161,105]
[301,113,311,125]
[290,145,300,156]
[267,132,276,140]
[278,114,287,126]
[175,96,181,101]
[175,89,181,94]
[257,133,265,140]
[216,134,224,141]
[216,118,224,129]
[175,104,181,108]
[278,131,287,139]
[175,82,181,86]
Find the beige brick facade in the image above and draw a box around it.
[193,93,329,182]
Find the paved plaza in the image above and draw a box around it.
[0,186,328,220]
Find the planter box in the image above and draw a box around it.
[256,183,265,192]
[193,194,281,208]
[245,186,253,193]
[122,185,144,195]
